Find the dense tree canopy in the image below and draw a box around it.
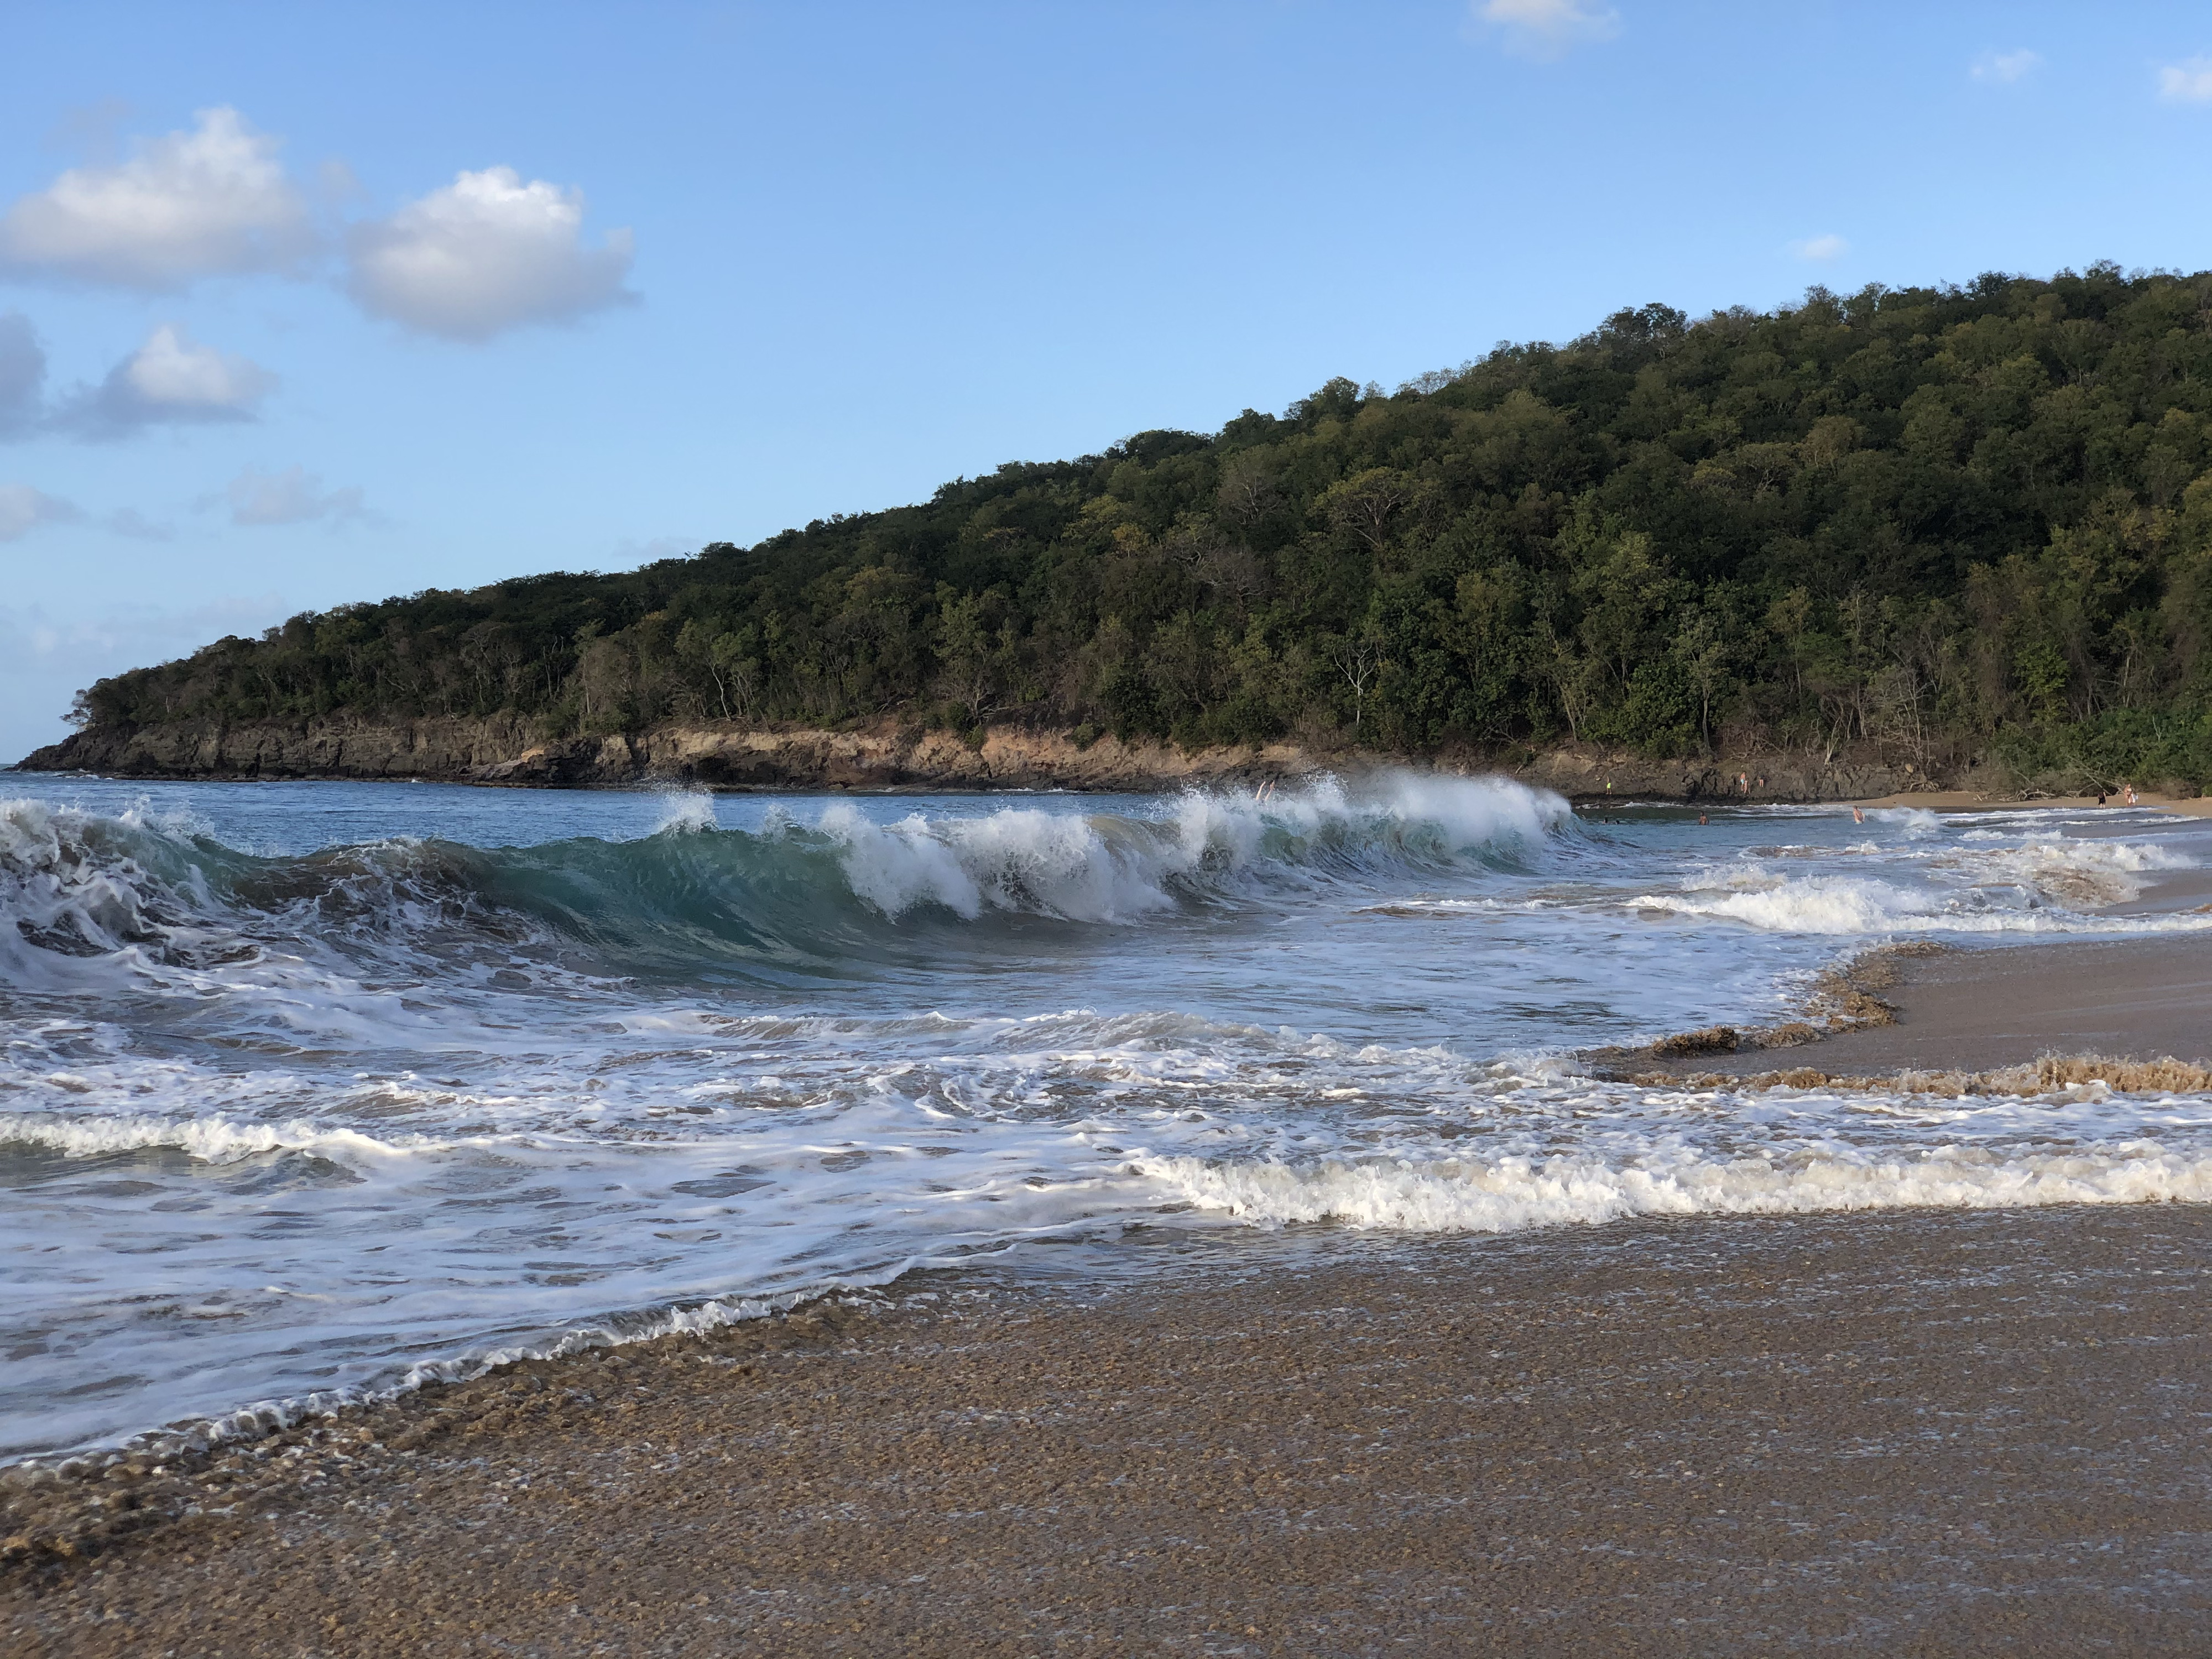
[70,264,2212,787]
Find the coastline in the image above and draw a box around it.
[18,723,2207,810]
[9,1206,2212,1656]
[1849,786,2212,818]
[16,715,1948,801]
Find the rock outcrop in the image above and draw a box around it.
[14,715,1944,801]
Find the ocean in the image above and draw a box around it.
[5,773,2211,1464]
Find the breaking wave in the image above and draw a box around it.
[0,776,1573,987]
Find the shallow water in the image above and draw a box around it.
[4,772,2210,1460]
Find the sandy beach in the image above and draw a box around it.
[7,1202,2212,1658]
[1639,934,2212,1079]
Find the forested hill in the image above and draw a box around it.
[48,265,2212,788]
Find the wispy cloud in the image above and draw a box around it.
[0,312,44,440]
[0,483,81,542]
[103,507,174,541]
[1472,0,1620,61]
[3,593,286,667]
[1788,233,1848,263]
[2159,58,2212,102]
[221,463,372,528]
[1,590,290,755]
[1971,49,2041,84]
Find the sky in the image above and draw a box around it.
[5,0,2212,759]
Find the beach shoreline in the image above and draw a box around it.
[9,800,2212,1653]
[1617,933,2212,1082]
[1848,787,2212,817]
[8,1205,2212,1656]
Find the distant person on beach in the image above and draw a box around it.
[2125,784,2139,806]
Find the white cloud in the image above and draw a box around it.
[0,483,81,542]
[102,507,174,541]
[1474,0,1620,59]
[1789,233,1848,262]
[60,324,276,437]
[1971,49,2041,84]
[0,312,45,439]
[2159,58,2212,102]
[0,107,315,291]
[224,463,368,527]
[345,166,635,340]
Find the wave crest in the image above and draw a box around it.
[0,775,1573,983]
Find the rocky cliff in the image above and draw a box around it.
[14,715,1945,802]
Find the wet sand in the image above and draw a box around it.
[8,1205,2212,1657]
[1849,790,2212,816]
[1646,936,2212,1079]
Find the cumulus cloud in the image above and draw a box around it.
[0,483,81,542]
[58,324,277,438]
[1789,233,1848,262]
[1474,0,1620,59]
[0,313,45,439]
[1971,49,2041,84]
[223,463,368,527]
[345,166,635,340]
[2159,58,2212,102]
[0,107,315,291]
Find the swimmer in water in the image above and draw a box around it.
[1852,806,1865,824]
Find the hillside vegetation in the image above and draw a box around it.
[62,264,2212,789]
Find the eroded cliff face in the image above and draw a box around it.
[14,716,1931,801]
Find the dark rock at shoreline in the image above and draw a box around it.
[16,716,1932,801]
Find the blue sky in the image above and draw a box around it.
[4,0,2212,759]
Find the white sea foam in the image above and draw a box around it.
[0,1110,455,1164]
[1138,1141,2212,1232]
[1636,828,2204,934]
[825,802,1177,921]
[818,773,1571,921]
[651,789,719,834]
[1868,806,1944,837]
